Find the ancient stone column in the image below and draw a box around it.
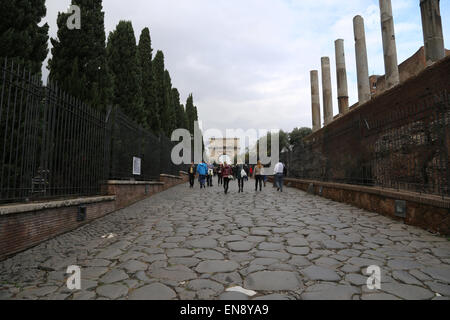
[420,0,445,65]
[353,15,371,104]
[321,57,333,126]
[379,0,400,88]
[310,70,321,132]
[334,39,349,115]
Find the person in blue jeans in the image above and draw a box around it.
[273,161,284,192]
[196,160,208,189]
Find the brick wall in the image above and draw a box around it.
[0,198,116,261]
[0,172,189,261]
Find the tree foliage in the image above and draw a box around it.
[49,0,112,111]
[106,20,145,125]
[0,0,49,75]
[137,27,159,133]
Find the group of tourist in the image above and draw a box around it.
[188,161,287,194]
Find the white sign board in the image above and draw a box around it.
[133,157,141,176]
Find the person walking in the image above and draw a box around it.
[222,162,233,194]
[217,164,223,186]
[274,161,285,192]
[207,163,214,187]
[262,166,268,187]
[253,160,263,192]
[197,160,208,189]
[188,162,196,188]
[236,163,247,193]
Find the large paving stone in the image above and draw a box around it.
[196,261,240,274]
[287,238,309,247]
[301,284,359,300]
[387,259,424,270]
[96,248,123,260]
[168,258,200,268]
[188,238,218,249]
[100,269,129,284]
[253,294,292,300]
[82,267,109,279]
[255,251,290,260]
[96,284,128,300]
[194,250,224,260]
[129,283,176,300]
[347,257,383,268]
[166,249,196,258]
[244,271,301,291]
[219,292,249,300]
[258,242,284,251]
[227,241,256,252]
[289,256,311,267]
[120,260,148,273]
[211,272,243,286]
[381,283,435,300]
[421,266,450,284]
[301,265,341,281]
[187,279,224,293]
[322,240,347,250]
[250,258,279,266]
[361,293,401,300]
[286,247,310,255]
[425,282,450,297]
[392,271,423,286]
[150,265,197,282]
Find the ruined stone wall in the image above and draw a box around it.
[371,47,450,96]
[291,55,450,197]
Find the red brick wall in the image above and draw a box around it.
[0,200,116,261]
[0,173,189,261]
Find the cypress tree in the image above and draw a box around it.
[161,70,177,136]
[0,0,49,75]
[106,20,145,125]
[173,88,188,130]
[137,27,159,134]
[185,94,196,135]
[48,0,112,111]
[152,50,166,134]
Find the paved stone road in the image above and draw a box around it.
[1,181,449,300]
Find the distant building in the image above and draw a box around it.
[208,138,241,164]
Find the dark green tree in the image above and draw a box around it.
[137,27,159,133]
[172,88,188,130]
[49,0,112,111]
[289,127,312,146]
[152,50,166,133]
[185,94,197,135]
[107,20,145,125]
[160,70,177,137]
[0,0,49,75]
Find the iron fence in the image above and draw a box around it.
[285,91,450,198]
[0,58,108,203]
[1,58,188,204]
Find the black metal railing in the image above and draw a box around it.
[0,58,108,203]
[0,58,188,204]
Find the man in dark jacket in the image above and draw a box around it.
[188,162,196,188]
[222,162,233,194]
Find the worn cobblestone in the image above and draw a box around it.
[0,182,449,300]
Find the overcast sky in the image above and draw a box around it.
[42,0,450,142]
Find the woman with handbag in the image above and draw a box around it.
[236,164,247,193]
[222,162,233,194]
[253,160,263,192]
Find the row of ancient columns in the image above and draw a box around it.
[310,0,446,132]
